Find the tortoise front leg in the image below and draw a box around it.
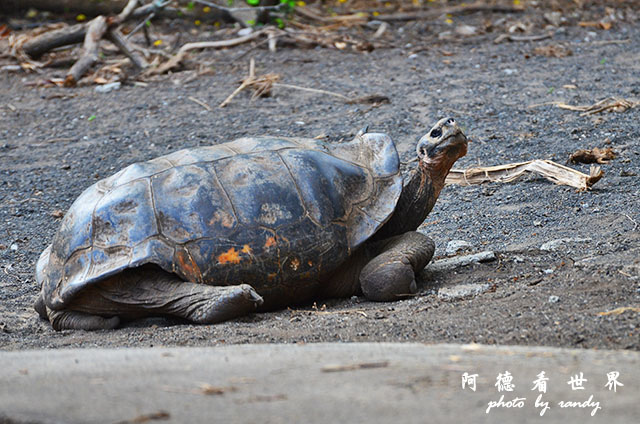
[359,231,435,301]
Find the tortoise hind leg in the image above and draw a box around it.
[47,309,120,331]
[360,231,435,301]
[66,265,264,328]
[34,288,121,330]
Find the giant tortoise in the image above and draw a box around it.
[35,117,468,330]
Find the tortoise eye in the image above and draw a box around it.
[430,128,442,138]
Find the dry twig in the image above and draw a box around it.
[153,29,267,75]
[219,58,279,108]
[555,97,638,116]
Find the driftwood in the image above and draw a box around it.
[65,16,108,86]
[445,160,603,191]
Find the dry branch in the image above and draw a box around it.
[106,29,148,70]
[153,30,267,75]
[555,97,638,115]
[22,24,87,59]
[65,16,108,86]
[445,160,603,191]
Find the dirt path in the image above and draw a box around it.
[0,2,638,350]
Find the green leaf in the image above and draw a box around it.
[187,1,195,10]
[88,115,96,122]
[247,0,260,5]
[600,58,606,65]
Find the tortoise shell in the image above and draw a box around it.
[41,133,402,309]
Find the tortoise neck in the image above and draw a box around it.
[373,146,462,241]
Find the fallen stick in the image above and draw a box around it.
[188,96,213,111]
[273,82,351,101]
[22,23,87,58]
[494,32,553,43]
[153,29,266,75]
[105,28,148,70]
[426,251,496,273]
[555,97,638,115]
[65,16,108,86]
[117,0,139,22]
[445,160,603,191]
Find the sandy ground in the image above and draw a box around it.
[0,1,639,350]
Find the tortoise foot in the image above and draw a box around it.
[47,309,120,331]
[360,231,434,301]
[187,284,264,324]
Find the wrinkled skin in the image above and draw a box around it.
[35,118,468,330]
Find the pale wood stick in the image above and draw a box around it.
[65,16,108,86]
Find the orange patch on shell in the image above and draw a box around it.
[175,249,202,282]
[264,236,276,249]
[290,258,300,271]
[217,247,241,264]
[241,244,252,254]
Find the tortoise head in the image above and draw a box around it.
[416,117,468,166]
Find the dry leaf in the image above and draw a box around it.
[597,307,640,316]
[533,44,572,58]
[569,147,616,164]
[51,209,64,218]
[198,383,237,395]
[446,160,603,191]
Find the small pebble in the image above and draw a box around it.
[445,240,472,256]
[95,82,121,93]
[10,243,18,251]
[544,269,554,274]
[548,295,560,303]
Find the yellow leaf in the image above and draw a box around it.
[154,39,163,46]
[203,6,211,13]
[445,18,453,24]
[297,1,306,6]
[513,0,521,5]
[194,20,201,26]
[76,14,86,22]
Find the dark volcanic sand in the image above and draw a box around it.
[1,2,638,350]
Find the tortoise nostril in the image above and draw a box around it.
[446,118,455,125]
